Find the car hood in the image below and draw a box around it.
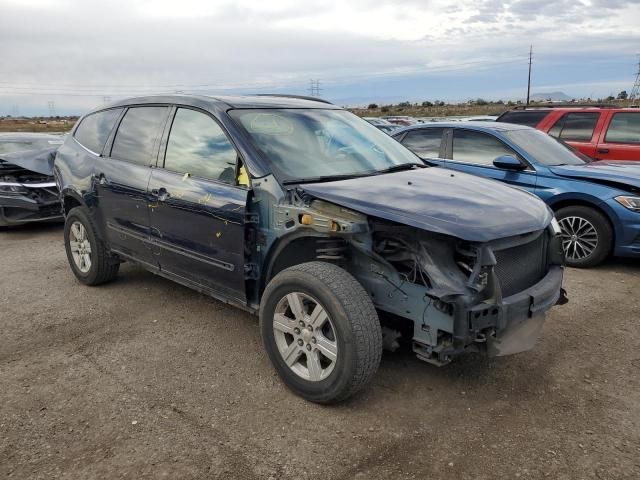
[549,161,640,190]
[300,168,552,242]
[0,148,57,176]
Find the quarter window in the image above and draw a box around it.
[452,130,517,166]
[400,129,444,158]
[164,108,237,184]
[74,109,121,154]
[111,107,168,166]
[549,113,599,142]
[605,113,640,144]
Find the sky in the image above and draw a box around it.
[1,0,639,115]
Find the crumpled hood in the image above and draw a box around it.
[301,167,552,242]
[549,161,640,190]
[0,148,57,176]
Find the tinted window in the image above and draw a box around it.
[605,113,640,144]
[550,112,599,141]
[164,108,237,183]
[452,130,517,166]
[497,111,549,127]
[504,129,585,166]
[74,109,121,154]
[401,129,444,158]
[111,107,168,166]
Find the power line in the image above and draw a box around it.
[308,79,321,97]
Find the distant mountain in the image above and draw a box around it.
[529,91,573,102]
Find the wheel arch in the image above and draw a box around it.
[259,231,333,298]
[547,194,619,249]
[61,189,86,216]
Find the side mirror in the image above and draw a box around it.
[493,155,526,170]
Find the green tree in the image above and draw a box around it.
[367,103,378,109]
[617,90,628,100]
[421,100,433,107]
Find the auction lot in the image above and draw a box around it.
[1,223,639,479]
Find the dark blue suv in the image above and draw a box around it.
[54,96,566,403]
[393,122,640,268]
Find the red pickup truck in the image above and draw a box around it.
[496,106,640,161]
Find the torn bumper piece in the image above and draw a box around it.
[478,266,565,357]
[0,185,62,226]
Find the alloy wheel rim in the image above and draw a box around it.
[558,216,598,261]
[273,292,338,382]
[69,220,92,273]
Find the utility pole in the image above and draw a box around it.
[103,95,112,105]
[526,45,533,106]
[630,55,640,104]
[308,79,321,97]
[48,101,56,117]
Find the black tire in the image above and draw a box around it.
[556,205,612,268]
[259,262,382,404]
[64,206,119,285]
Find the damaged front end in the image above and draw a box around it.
[0,149,62,226]
[265,190,567,366]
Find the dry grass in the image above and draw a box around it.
[0,118,76,133]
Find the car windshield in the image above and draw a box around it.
[229,109,421,183]
[504,128,586,166]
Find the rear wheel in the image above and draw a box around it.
[260,262,382,404]
[556,206,612,268]
[64,207,119,285]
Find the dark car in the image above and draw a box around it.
[393,122,640,267]
[496,106,640,161]
[0,133,64,226]
[55,95,566,403]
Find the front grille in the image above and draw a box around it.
[494,231,547,298]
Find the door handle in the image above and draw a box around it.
[597,148,609,154]
[150,187,171,202]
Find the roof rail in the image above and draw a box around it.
[512,103,620,110]
[253,94,333,105]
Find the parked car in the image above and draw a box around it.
[362,117,401,134]
[0,133,64,226]
[380,115,417,126]
[55,95,566,403]
[496,106,640,161]
[393,122,640,267]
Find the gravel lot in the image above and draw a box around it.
[1,223,639,479]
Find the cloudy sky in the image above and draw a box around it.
[1,0,639,115]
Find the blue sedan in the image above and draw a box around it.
[392,122,640,267]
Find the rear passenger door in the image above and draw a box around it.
[595,112,640,161]
[546,112,601,159]
[396,128,446,166]
[445,129,538,193]
[148,107,249,303]
[96,105,170,268]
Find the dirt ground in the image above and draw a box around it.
[1,223,639,479]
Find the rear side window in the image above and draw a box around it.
[605,113,640,144]
[548,112,599,141]
[452,130,517,166]
[111,106,168,166]
[74,109,121,154]
[163,108,237,184]
[497,111,549,127]
[400,128,444,158]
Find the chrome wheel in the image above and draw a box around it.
[69,220,92,273]
[272,292,338,382]
[558,215,598,261]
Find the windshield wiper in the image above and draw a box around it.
[282,172,374,185]
[374,163,426,174]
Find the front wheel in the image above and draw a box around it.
[556,206,612,268]
[259,262,382,404]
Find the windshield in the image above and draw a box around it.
[229,109,421,182]
[504,128,586,166]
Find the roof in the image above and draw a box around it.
[392,121,532,136]
[101,94,339,112]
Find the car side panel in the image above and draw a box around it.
[594,111,640,161]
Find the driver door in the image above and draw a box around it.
[445,129,537,193]
[148,107,250,303]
